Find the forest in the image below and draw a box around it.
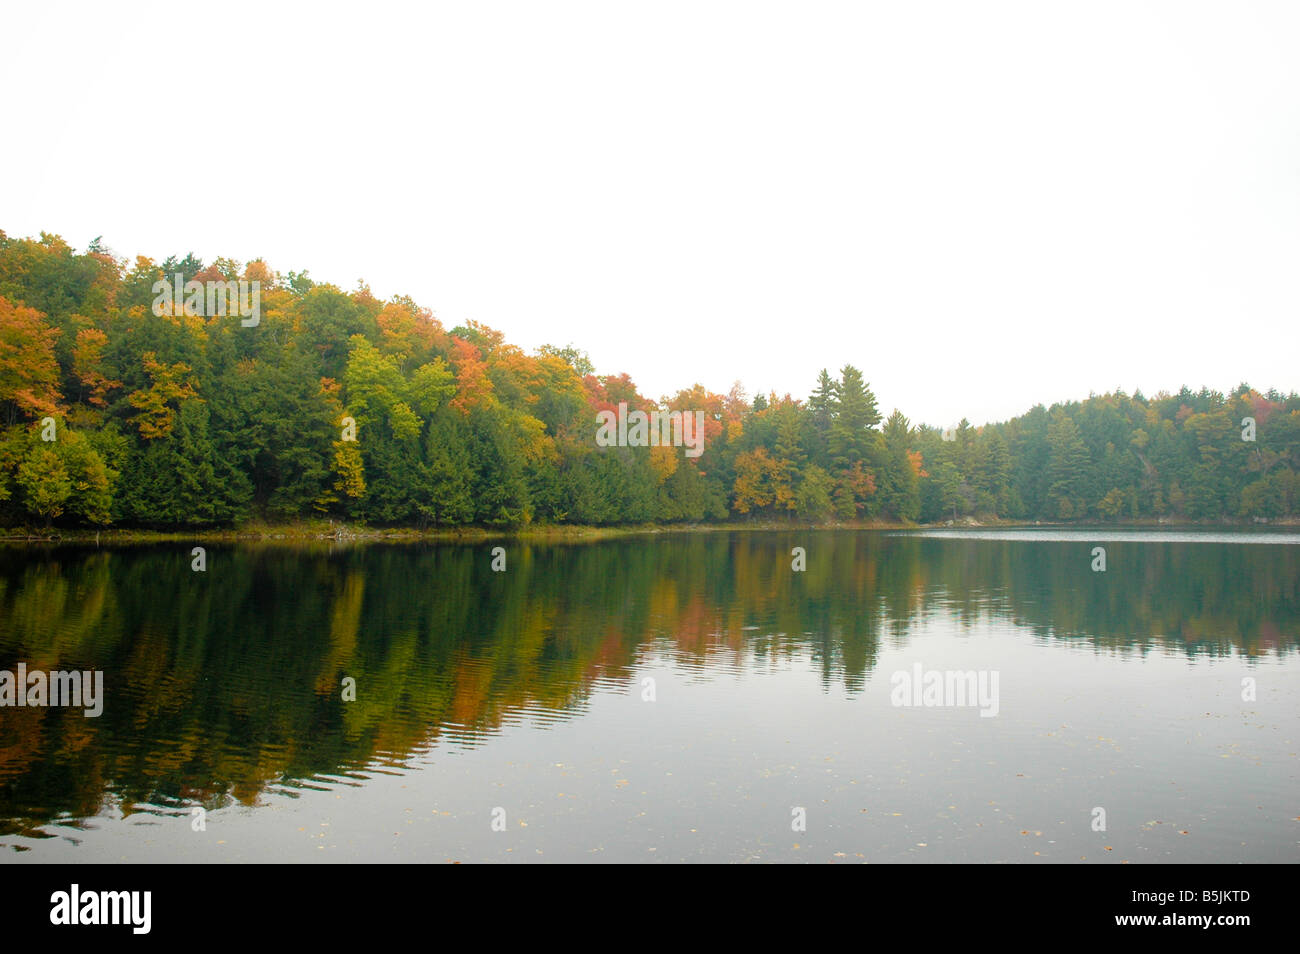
[1,229,1297,530]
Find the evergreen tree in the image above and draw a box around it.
[1046,410,1090,519]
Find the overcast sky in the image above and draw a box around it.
[1,1,1296,427]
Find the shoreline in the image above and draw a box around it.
[2,514,1297,546]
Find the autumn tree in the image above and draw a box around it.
[127,353,199,439]
[0,296,62,423]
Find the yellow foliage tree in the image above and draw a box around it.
[127,353,199,439]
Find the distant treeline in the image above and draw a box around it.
[1,230,1297,528]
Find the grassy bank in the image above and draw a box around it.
[0,516,926,546]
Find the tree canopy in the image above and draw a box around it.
[1,229,1296,529]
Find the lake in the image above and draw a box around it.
[1,528,1297,863]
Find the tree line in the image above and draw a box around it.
[1,230,1297,529]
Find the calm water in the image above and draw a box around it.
[1,529,1297,863]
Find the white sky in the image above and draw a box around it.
[1,1,1297,427]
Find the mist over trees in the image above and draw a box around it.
[1,230,1297,529]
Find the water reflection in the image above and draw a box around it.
[1,531,1296,842]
